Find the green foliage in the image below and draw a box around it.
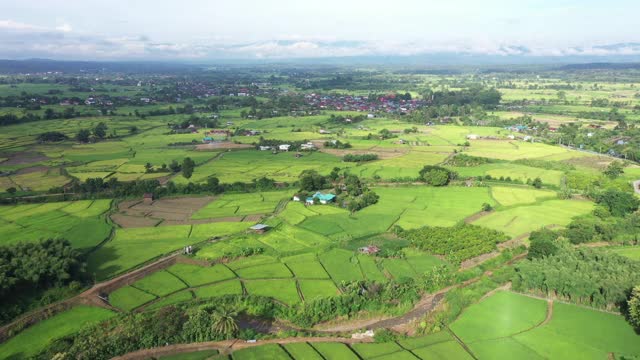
[401,224,508,262]
[445,154,493,167]
[76,128,91,143]
[604,161,626,179]
[182,157,196,179]
[419,165,456,186]
[628,286,640,330]
[342,153,379,162]
[595,189,640,217]
[36,131,68,143]
[513,246,640,310]
[527,228,560,259]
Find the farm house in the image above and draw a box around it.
[306,192,336,205]
[249,224,270,234]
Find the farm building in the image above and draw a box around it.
[259,146,272,151]
[300,142,316,150]
[202,136,213,143]
[319,129,331,134]
[293,195,301,201]
[307,191,336,205]
[249,224,270,234]
[466,134,480,140]
[279,144,291,152]
[143,193,154,204]
[358,245,380,255]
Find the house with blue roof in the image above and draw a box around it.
[306,191,336,205]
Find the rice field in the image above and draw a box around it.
[191,191,290,219]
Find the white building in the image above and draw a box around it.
[279,144,291,152]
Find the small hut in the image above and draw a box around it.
[143,193,154,204]
[249,224,270,234]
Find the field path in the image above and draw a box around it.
[111,336,372,360]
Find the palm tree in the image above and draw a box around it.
[210,307,238,338]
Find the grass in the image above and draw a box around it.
[131,270,188,297]
[244,279,301,305]
[193,280,243,299]
[319,249,364,283]
[168,263,237,287]
[450,291,548,342]
[299,280,340,300]
[146,291,195,311]
[351,342,403,358]
[472,199,594,237]
[192,191,289,219]
[0,306,115,359]
[357,255,387,282]
[410,340,474,360]
[285,260,330,279]
[283,342,324,360]
[110,286,157,311]
[608,246,640,261]
[490,186,557,207]
[235,263,293,279]
[311,343,360,360]
[232,344,290,360]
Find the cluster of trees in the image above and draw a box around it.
[76,122,108,143]
[342,154,379,162]
[298,169,379,212]
[418,165,457,186]
[444,154,493,167]
[327,114,366,124]
[367,128,396,140]
[36,131,68,143]
[399,224,508,263]
[323,140,352,149]
[0,239,84,324]
[424,87,502,107]
[513,245,640,311]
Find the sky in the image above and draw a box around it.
[0,0,639,61]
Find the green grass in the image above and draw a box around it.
[373,351,420,360]
[490,186,557,207]
[608,246,640,261]
[286,260,330,279]
[232,344,291,360]
[109,285,157,311]
[193,280,243,299]
[382,258,417,279]
[0,306,115,359]
[411,340,474,360]
[311,343,360,360]
[357,255,387,282]
[146,291,195,311]
[131,270,188,297]
[244,279,300,305]
[319,249,364,283]
[472,199,594,237]
[398,331,454,350]
[168,263,237,287]
[299,280,340,300]
[192,191,289,219]
[451,291,548,343]
[351,342,403,358]
[235,263,293,279]
[283,342,324,360]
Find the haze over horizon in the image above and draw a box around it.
[1,0,639,62]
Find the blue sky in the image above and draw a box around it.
[0,0,638,60]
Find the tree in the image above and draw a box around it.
[528,228,559,259]
[628,286,640,329]
[6,187,16,195]
[603,161,625,179]
[481,203,493,212]
[210,307,238,338]
[144,163,153,173]
[182,157,196,179]
[93,122,108,139]
[169,160,182,173]
[596,189,640,217]
[299,170,328,192]
[531,177,543,189]
[419,165,455,186]
[76,129,91,143]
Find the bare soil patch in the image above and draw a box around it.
[196,142,253,151]
[112,196,241,228]
[14,165,50,175]
[0,152,48,166]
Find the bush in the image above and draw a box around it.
[418,165,456,186]
[343,154,379,162]
[527,228,559,259]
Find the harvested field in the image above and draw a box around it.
[195,142,253,150]
[0,151,49,166]
[111,196,250,228]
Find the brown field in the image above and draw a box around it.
[195,142,253,151]
[112,196,223,228]
[0,152,49,165]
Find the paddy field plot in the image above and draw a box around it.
[88,222,247,280]
[158,349,219,360]
[0,306,115,359]
[232,344,291,360]
[191,191,289,220]
[490,186,557,207]
[0,200,112,250]
[450,291,640,360]
[450,162,565,186]
[109,285,157,311]
[311,343,360,360]
[193,280,243,299]
[146,291,195,311]
[299,280,340,300]
[283,343,324,360]
[167,263,236,287]
[130,270,188,297]
[465,140,574,161]
[243,279,301,305]
[472,199,594,237]
[299,186,495,241]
